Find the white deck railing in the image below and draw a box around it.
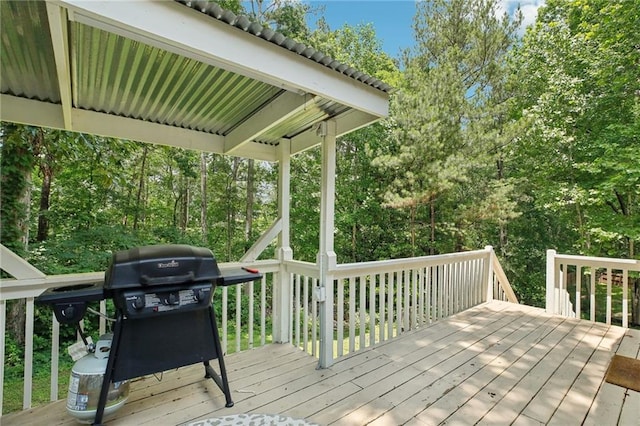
[1,245,516,415]
[286,247,518,359]
[546,249,640,328]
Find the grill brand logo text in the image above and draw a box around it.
[157,260,179,268]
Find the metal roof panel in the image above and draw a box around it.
[72,22,281,135]
[0,1,60,102]
[1,0,390,160]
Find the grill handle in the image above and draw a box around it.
[139,271,195,286]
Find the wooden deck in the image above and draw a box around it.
[4,301,639,425]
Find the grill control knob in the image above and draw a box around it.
[132,295,145,310]
[193,288,205,302]
[63,305,75,318]
[166,292,179,305]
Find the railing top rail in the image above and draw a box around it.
[0,272,105,301]
[334,249,489,278]
[552,252,640,271]
[219,259,281,273]
[283,259,319,278]
[0,259,280,302]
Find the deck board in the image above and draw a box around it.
[3,301,638,426]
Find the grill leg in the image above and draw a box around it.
[206,307,234,407]
[93,311,124,425]
[203,361,233,407]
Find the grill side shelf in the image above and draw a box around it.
[219,268,263,286]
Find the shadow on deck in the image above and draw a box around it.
[3,301,639,426]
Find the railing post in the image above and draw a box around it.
[485,246,494,303]
[546,249,557,314]
[0,299,5,415]
[23,297,35,409]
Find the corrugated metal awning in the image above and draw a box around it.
[0,0,390,161]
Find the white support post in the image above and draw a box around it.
[50,314,60,402]
[23,297,34,409]
[273,139,292,343]
[318,120,337,368]
[0,299,5,415]
[240,218,283,263]
[546,249,557,314]
[485,246,494,303]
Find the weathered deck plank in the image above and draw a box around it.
[2,301,638,426]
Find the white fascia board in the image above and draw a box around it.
[231,142,278,162]
[58,0,389,118]
[71,108,226,153]
[335,110,383,136]
[72,109,279,161]
[289,110,382,155]
[45,3,73,129]
[290,130,322,156]
[1,94,65,129]
[1,95,278,161]
[224,92,317,154]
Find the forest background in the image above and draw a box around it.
[1,0,639,411]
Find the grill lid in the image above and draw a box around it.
[105,245,222,290]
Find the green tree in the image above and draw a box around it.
[508,0,640,258]
[1,123,37,253]
[374,0,522,256]
[243,0,321,42]
[0,123,39,347]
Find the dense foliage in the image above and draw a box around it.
[1,0,639,412]
[503,0,640,303]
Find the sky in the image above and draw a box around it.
[305,1,547,58]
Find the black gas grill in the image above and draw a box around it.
[37,244,261,425]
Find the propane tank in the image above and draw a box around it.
[66,334,130,423]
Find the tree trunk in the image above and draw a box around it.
[0,124,37,345]
[36,168,52,241]
[245,159,254,250]
[226,158,241,259]
[430,196,436,255]
[201,153,208,245]
[410,203,416,257]
[20,170,32,250]
[36,129,53,242]
[133,145,148,230]
[497,157,507,251]
[180,175,189,232]
[352,222,357,262]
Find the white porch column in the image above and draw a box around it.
[273,139,293,343]
[485,245,494,303]
[317,120,337,368]
[545,249,557,314]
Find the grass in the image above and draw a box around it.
[3,355,73,415]
[567,280,639,328]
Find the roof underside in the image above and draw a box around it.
[0,0,390,162]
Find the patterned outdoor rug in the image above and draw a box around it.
[187,414,319,426]
[605,354,640,392]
